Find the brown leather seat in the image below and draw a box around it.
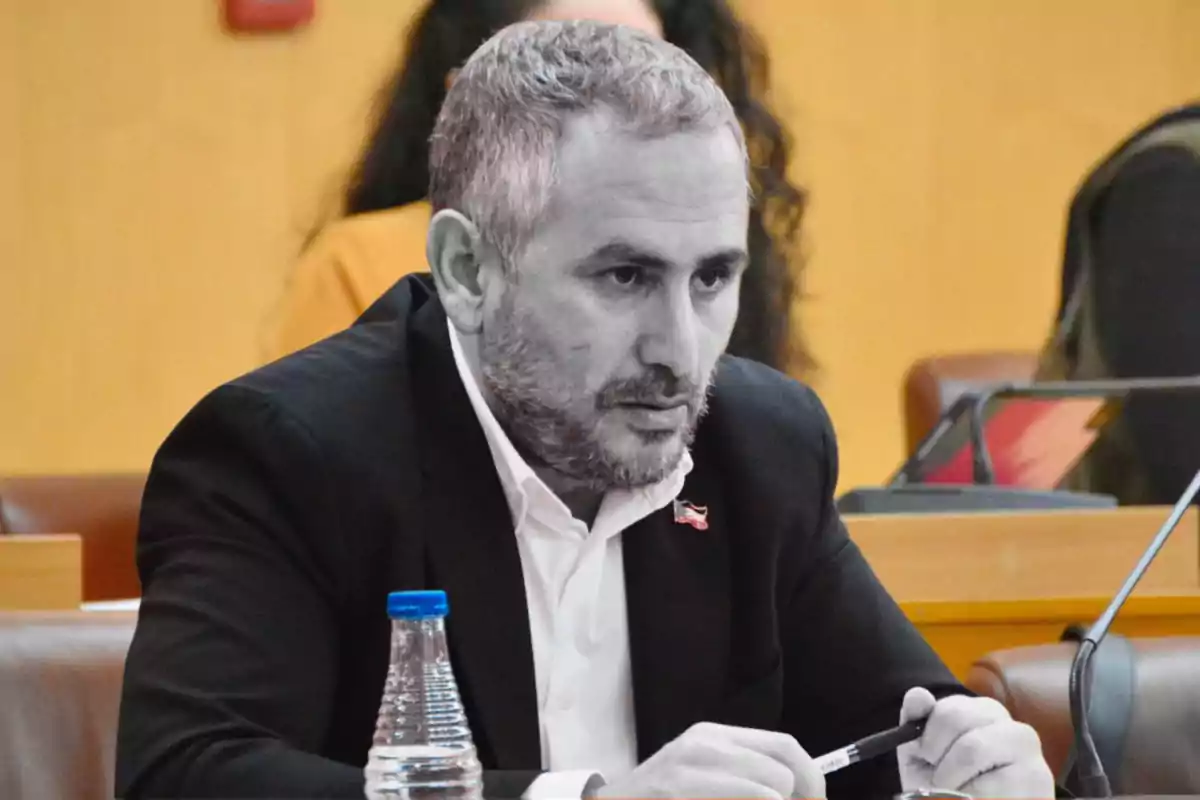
[0,610,136,800]
[0,474,146,601]
[966,636,1200,794]
[903,352,1040,454]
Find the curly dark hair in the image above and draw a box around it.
[339,0,811,374]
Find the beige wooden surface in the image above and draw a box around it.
[903,592,1200,680]
[0,535,82,610]
[848,506,1199,602]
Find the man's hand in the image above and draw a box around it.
[591,722,825,799]
[897,687,1055,798]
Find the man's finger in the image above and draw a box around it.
[696,724,807,768]
[706,743,796,798]
[900,686,938,726]
[690,723,822,795]
[960,757,1056,799]
[913,694,1011,769]
[931,721,1042,792]
[689,773,784,800]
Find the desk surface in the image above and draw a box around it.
[904,592,1200,624]
[0,534,82,610]
[903,592,1200,679]
[849,505,1200,602]
[846,506,1200,679]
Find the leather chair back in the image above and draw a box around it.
[966,636,1200,795]
[0,474,145,600]
[903,352,1039,454]
[0,610,136,800]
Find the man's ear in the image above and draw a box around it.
[427,209,489,334]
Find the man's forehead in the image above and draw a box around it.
[504,112,748,270]
[544,116,748,226]
[554,112,746,185]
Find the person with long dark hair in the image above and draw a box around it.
[1036,102,1200,505]
[268,0,809,374]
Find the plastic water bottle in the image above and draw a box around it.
[364,590,483,799]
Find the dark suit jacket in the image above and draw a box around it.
[115,275,962,799]
[1048,102,1200,504]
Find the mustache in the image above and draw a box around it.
[596,369,705,410]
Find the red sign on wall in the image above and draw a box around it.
[223,0,315,33]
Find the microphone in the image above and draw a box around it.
[1067,466,1200,797]
[964,375,1200,485]
[840,375,1200,516]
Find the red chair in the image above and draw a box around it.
[0,474,146,601]
[902,352,1039,454]
[967,637,1200,794]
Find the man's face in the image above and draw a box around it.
[479,114,749,490]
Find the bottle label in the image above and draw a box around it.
[368,744,474,759]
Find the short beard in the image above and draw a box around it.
[478,287,711,491]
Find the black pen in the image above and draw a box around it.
[812,718,927,775]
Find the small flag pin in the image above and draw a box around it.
[673,499,709,530]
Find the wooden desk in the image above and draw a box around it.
[0,535,82,610]
[846,506,1200,679]
[904,592,1200,679]
[848,506,1199,602]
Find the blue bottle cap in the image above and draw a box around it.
[387,590,449,619]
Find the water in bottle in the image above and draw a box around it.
[364,590,483,800]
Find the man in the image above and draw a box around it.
[116,21,1053,800]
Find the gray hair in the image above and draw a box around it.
[428,19,747,264]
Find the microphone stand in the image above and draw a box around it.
[1067,467,1200,797]
[865,375,1200,515]
[964,375,1200,485]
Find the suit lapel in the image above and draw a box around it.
[406,298,541,770]
[395,278,732,767]
[624,454,731,760]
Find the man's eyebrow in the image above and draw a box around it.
[584,242,671,270]
[698,249,749,271]
[582,242,749,271]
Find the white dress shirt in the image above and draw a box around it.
[447,320,693,798]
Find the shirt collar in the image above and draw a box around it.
[445,317,692,533]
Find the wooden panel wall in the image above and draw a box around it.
[3,0,1199,490]
[738,0,1200,487]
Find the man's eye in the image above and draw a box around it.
[606,266,643,286]
[693,266,730,291]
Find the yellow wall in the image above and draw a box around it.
[3,0,1199,490]
[742,0,1200,489]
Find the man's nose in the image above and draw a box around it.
[635,284,699,381]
